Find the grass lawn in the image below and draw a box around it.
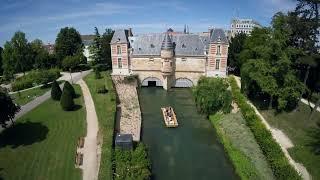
[84,71,116,180]
[0,85,86,180]
[10,81,64,106]
[258,102,320,179]
[211,112,275,180]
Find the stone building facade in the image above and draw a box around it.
[230,18,261,37]
[110,28,229,90]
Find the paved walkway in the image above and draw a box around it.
[0,70,91,133]
[77,79,100,180]
[301,98,320,112]
[232,75,311,180]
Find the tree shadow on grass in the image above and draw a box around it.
[0,120,49,149]
[307,122,320,155]
[0,168,3,180]
[73,104,82,111]
[74,93,81,99]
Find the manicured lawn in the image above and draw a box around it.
[258,102,320,179]
[84,71,116,180]
[10,86,51,105]
[211,112,275,180]
[10,81,64,106]
[0,85,86,180]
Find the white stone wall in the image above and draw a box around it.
[83,45,93,62]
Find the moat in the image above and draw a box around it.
[139,87,237,180]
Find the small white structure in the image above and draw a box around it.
[230,18,261,37]
[81,35,95,62]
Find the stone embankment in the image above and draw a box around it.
[112,76,141,141]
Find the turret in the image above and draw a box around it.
[160,32,174,90]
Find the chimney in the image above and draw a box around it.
[128,28,133,37]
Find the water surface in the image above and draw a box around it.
[140,87,237,180]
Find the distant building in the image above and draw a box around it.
[110,27,229,90]
[43,43,55,54]
[81,35,95,62]
[230,18,261,37]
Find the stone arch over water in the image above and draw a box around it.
[141,77,163,87]
[173,78,194,87]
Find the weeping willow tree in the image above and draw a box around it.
[192,77,232,115]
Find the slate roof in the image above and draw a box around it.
[111,29,129,44]
[132,33,209,56]
[113,28,228,56]
[161,33,173,50]
[81,35,95,46]
[210,29,228,43]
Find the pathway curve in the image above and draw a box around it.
[0,70,92,133]
[77,79,100,180]
[232,75,311,180]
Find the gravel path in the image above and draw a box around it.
[232,75,311,180]
[77,79,100,180]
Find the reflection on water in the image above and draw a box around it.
[140,87,237,180]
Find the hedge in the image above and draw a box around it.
[229,76,301,180]
[210,114,260,180]
[11,69,60,91]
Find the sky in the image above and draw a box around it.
[0,0,297,46]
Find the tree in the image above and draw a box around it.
[55,27,83,66]
[240,15,306,111]
[2,31,33,78]
[62,55,82,71]
[0,47,3,75]
[89,27,103,64]
[63,81,76,98]
[192,77,232,115]
[60,88,75,111]
[101,28,114,68]
[30,39,51,69]
[51,80,62,100]
[227,32,247,75]
[0,88,20,128]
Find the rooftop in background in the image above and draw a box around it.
[81,35,95,46]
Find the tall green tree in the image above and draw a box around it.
[55,27,83,66]
[101,28,114,68]
[227,32,247,75]
[89,27,103,64]
[0,47,3,75]
[0,88,20,128]
[2,31,33,79]
[30,39,51,69]
[240,14,305,111]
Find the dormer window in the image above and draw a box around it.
[138,48,141,51]
[117,38,121,42]
[182,44,186,48]
[117,46,121,54]
[150,44,155,48]
[216,45,221,55]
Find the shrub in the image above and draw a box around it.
[94,64,109,71]
[60,88,75,111]
[96,84,107,94]
[94,70,102,79]
[62,55,82,71]
[229,76,301,180]
[11,69,60,91]
[192,77,232,115]
[114,143,151,180]
[63,81,76,98]
[51,80,62,100]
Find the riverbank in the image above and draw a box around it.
[210,113,275,180]
[112,76,141,141]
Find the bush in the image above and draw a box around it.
[114,143,151,180]
[94,70,102,79]
[192,77,232,115]
[93,64,109,71]
[11,69,60,91]
[51,80,62,100]
[63,81,76,98]
[96,84,107,94]
[60,88,75,111]
[229,76,301,180]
